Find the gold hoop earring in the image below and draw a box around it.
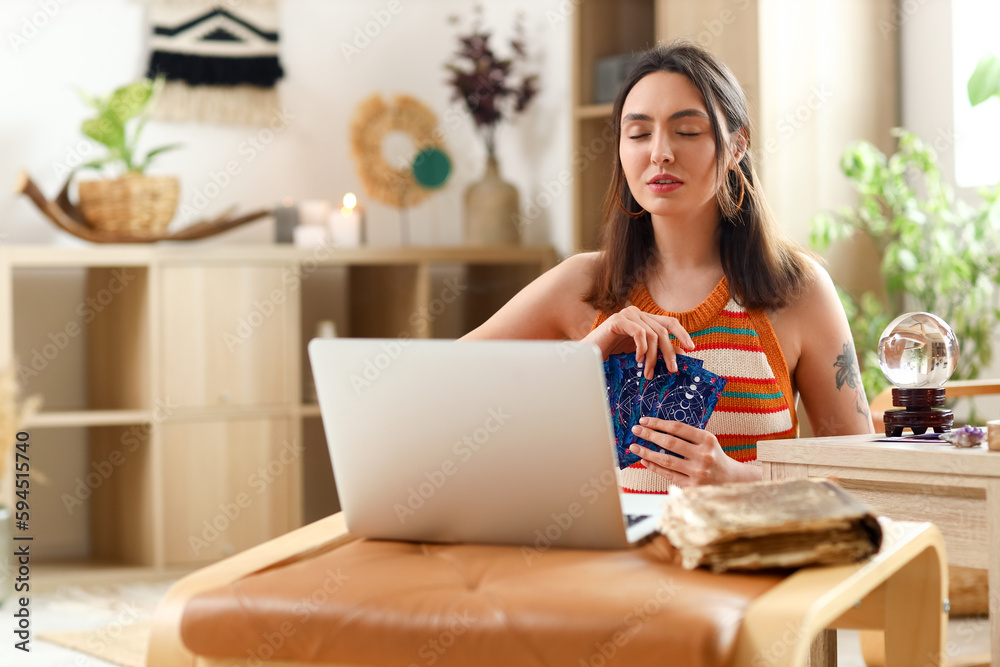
[734,170,746,210]
[617,189,646,219]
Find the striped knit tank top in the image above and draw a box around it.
[592,276,798,493]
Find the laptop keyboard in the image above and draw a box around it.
[625,513,651,528]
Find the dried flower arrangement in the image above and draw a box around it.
[0,365,41,494]
[444,5,539,159]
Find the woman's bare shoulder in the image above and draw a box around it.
[462,251,601,340]
[550,252,602,337]
[768,256,843,366]
[552,251,601,285]
[786,256,838,318]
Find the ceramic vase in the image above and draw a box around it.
[464,155,520,245]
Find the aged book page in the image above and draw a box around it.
[659,478,883,572]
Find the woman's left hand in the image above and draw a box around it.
[627,417,761,486]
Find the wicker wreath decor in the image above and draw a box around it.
[349,94,451,209]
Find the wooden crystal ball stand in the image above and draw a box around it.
[882,387,954,437]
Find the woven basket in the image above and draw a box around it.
[78,174,179,237]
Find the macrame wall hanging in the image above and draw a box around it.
[140,0,285,126]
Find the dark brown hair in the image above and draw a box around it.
[585,40,812,313]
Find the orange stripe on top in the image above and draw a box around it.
[592,276,798,493]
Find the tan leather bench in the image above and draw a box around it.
[148,513,947,667]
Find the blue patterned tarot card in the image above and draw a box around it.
[621,356,726,463]
[604,352,707,469]
[603,353,645,457]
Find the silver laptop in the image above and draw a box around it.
[308,338,663,550]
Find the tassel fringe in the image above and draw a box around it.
[152,81,284,126]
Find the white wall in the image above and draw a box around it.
[901,0,1000,417]
[0,0,573,252]
[0,0,571,560]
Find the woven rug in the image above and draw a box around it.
[28,581,174,667]
[39,620,151,667]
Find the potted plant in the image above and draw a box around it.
[968,52,1000,107]
[811,129,1000,406]
[76,79,182,238]
[445,4,539,245]
[0,365,40,604]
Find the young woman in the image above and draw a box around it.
[463,41,873,492]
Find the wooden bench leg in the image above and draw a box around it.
[881,546,946,667]
[809,629,836,667]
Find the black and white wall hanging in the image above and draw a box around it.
[140,0,285,126]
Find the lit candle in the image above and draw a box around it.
[298,199,332,227]
[328,193,365,247]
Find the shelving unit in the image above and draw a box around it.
[2,244,556,568]
[570,0,899,258]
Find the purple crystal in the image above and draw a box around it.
[942,425,986,448]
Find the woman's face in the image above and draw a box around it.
[619,71,723,222]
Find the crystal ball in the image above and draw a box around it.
[877,312,959,388]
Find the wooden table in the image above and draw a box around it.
[758,434,1000,666]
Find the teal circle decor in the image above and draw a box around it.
[412,147,452,189]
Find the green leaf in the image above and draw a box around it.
[108,80,154,124]
[82,112,125,150]
[136,143,183,173]
[75,87,107,112]
[968,53,1000,106]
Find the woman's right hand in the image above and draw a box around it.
[582,306,695,378]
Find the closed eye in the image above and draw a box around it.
[677,132,700,137]
[628,134,650,140]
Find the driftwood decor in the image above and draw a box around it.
[15,170,270,243]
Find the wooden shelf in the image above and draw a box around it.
[299,404,322,418]
[26,409,154,429]
[568,0,898,255]
[3,243,557,567]
[575,104,614,119]
[0,244,557,268]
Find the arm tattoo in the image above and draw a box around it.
[834,341,870,419]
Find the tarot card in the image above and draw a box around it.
[621,357,726,464]
[603,353,645,455]
[604,352,707,469]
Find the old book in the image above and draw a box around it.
[658,478,883,573]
